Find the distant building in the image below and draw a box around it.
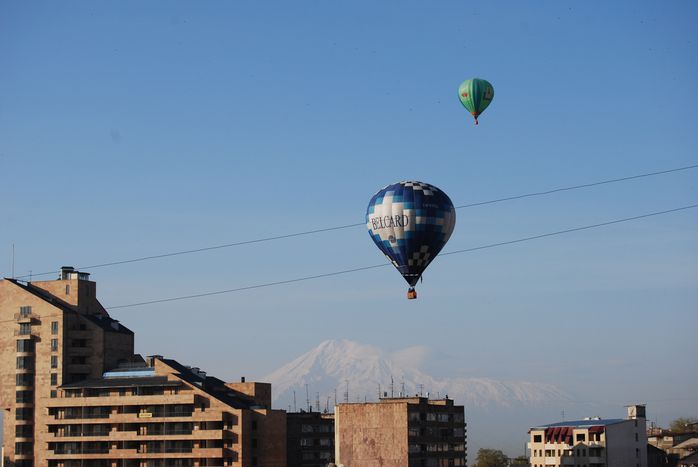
[1,268,286,467]
[649,431,698,459]
[287,411,334,467]
[527,404,648,467]
[647,443,676,467]
[334,396,467,467]
[679,452,698,467]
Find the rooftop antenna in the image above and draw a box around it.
[344,380,349,403]
[293,390,297,412]
[316,392,320,414]
[378,384,381,400]
[28,270,32,282]
[390,376,394,397]
[401,377,405,396]
[305,384,310,412]
[334,387,337,407]
[418,384,424,397]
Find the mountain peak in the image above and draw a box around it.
[264,340,568,409]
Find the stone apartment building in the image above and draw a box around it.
[334,396,467,467]
[527,404,648,467]
[1,268,286,467]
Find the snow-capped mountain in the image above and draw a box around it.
[264,339,568,410]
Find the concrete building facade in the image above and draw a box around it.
[286,411,334,467]
[334,396,467,467]
[527,405,648,467]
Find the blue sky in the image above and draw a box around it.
[1,0,697,452]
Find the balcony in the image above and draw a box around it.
[14,329,40,338]
[15,311,39,323]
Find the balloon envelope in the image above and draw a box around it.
[366,181,456,287]
[458,78,494,124]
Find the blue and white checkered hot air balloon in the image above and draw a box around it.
[366,181,456,299]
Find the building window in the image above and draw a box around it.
[17,339,34,352]
[16,373,33,386]
[16,424,33,438]
[16,356,32,370]
[51,373,58,386]
[635,433,639,442]
[16,391,32,403]
[19,305,32,317]
[577,433,586,442]
[50,390,57,398]
[51,339,58,351]
[636,448,640,458]
[15,442,33,454]
[19,323,32,335]
[66,284,70,295]
[51,355,58,368]
[15,407,32,420]
[533,434,542,442]
[51,321,59,334]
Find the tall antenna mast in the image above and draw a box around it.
[305,384,310,412]
[401,377,405,396]
[293,390,297,412]
[344,380,349,403]
[316,392,320,414]
[418,384,424,397]
[390,376,394,397]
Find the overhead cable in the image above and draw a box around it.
[15,163,698,280]
[105,203,698,310]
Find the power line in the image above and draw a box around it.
[14,163,698,280]
[104,203,698,310]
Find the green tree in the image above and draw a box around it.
[474,448,509,467]
[669,417,698,433]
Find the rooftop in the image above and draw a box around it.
[531,419,625,430]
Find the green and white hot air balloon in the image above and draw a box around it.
[458,78,494,125]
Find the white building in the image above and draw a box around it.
[527,405,647,467]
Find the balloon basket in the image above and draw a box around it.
[407,288,417,300]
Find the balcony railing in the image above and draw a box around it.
[15,311,39,322]
[14,329,40,338]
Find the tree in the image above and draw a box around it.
[473,448,509,467]
[669,417,698,433]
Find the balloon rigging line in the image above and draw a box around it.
[14,163,698,281]
[105,203,698,310]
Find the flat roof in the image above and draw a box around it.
[531,419,625,429]
[61,376,180,389]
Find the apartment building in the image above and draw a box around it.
[1,268,135,466]
[334,396,467,467]
[44,357,286,466]
[527,405,648,467]
[1,268,286,467]
[286,411,334,467]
